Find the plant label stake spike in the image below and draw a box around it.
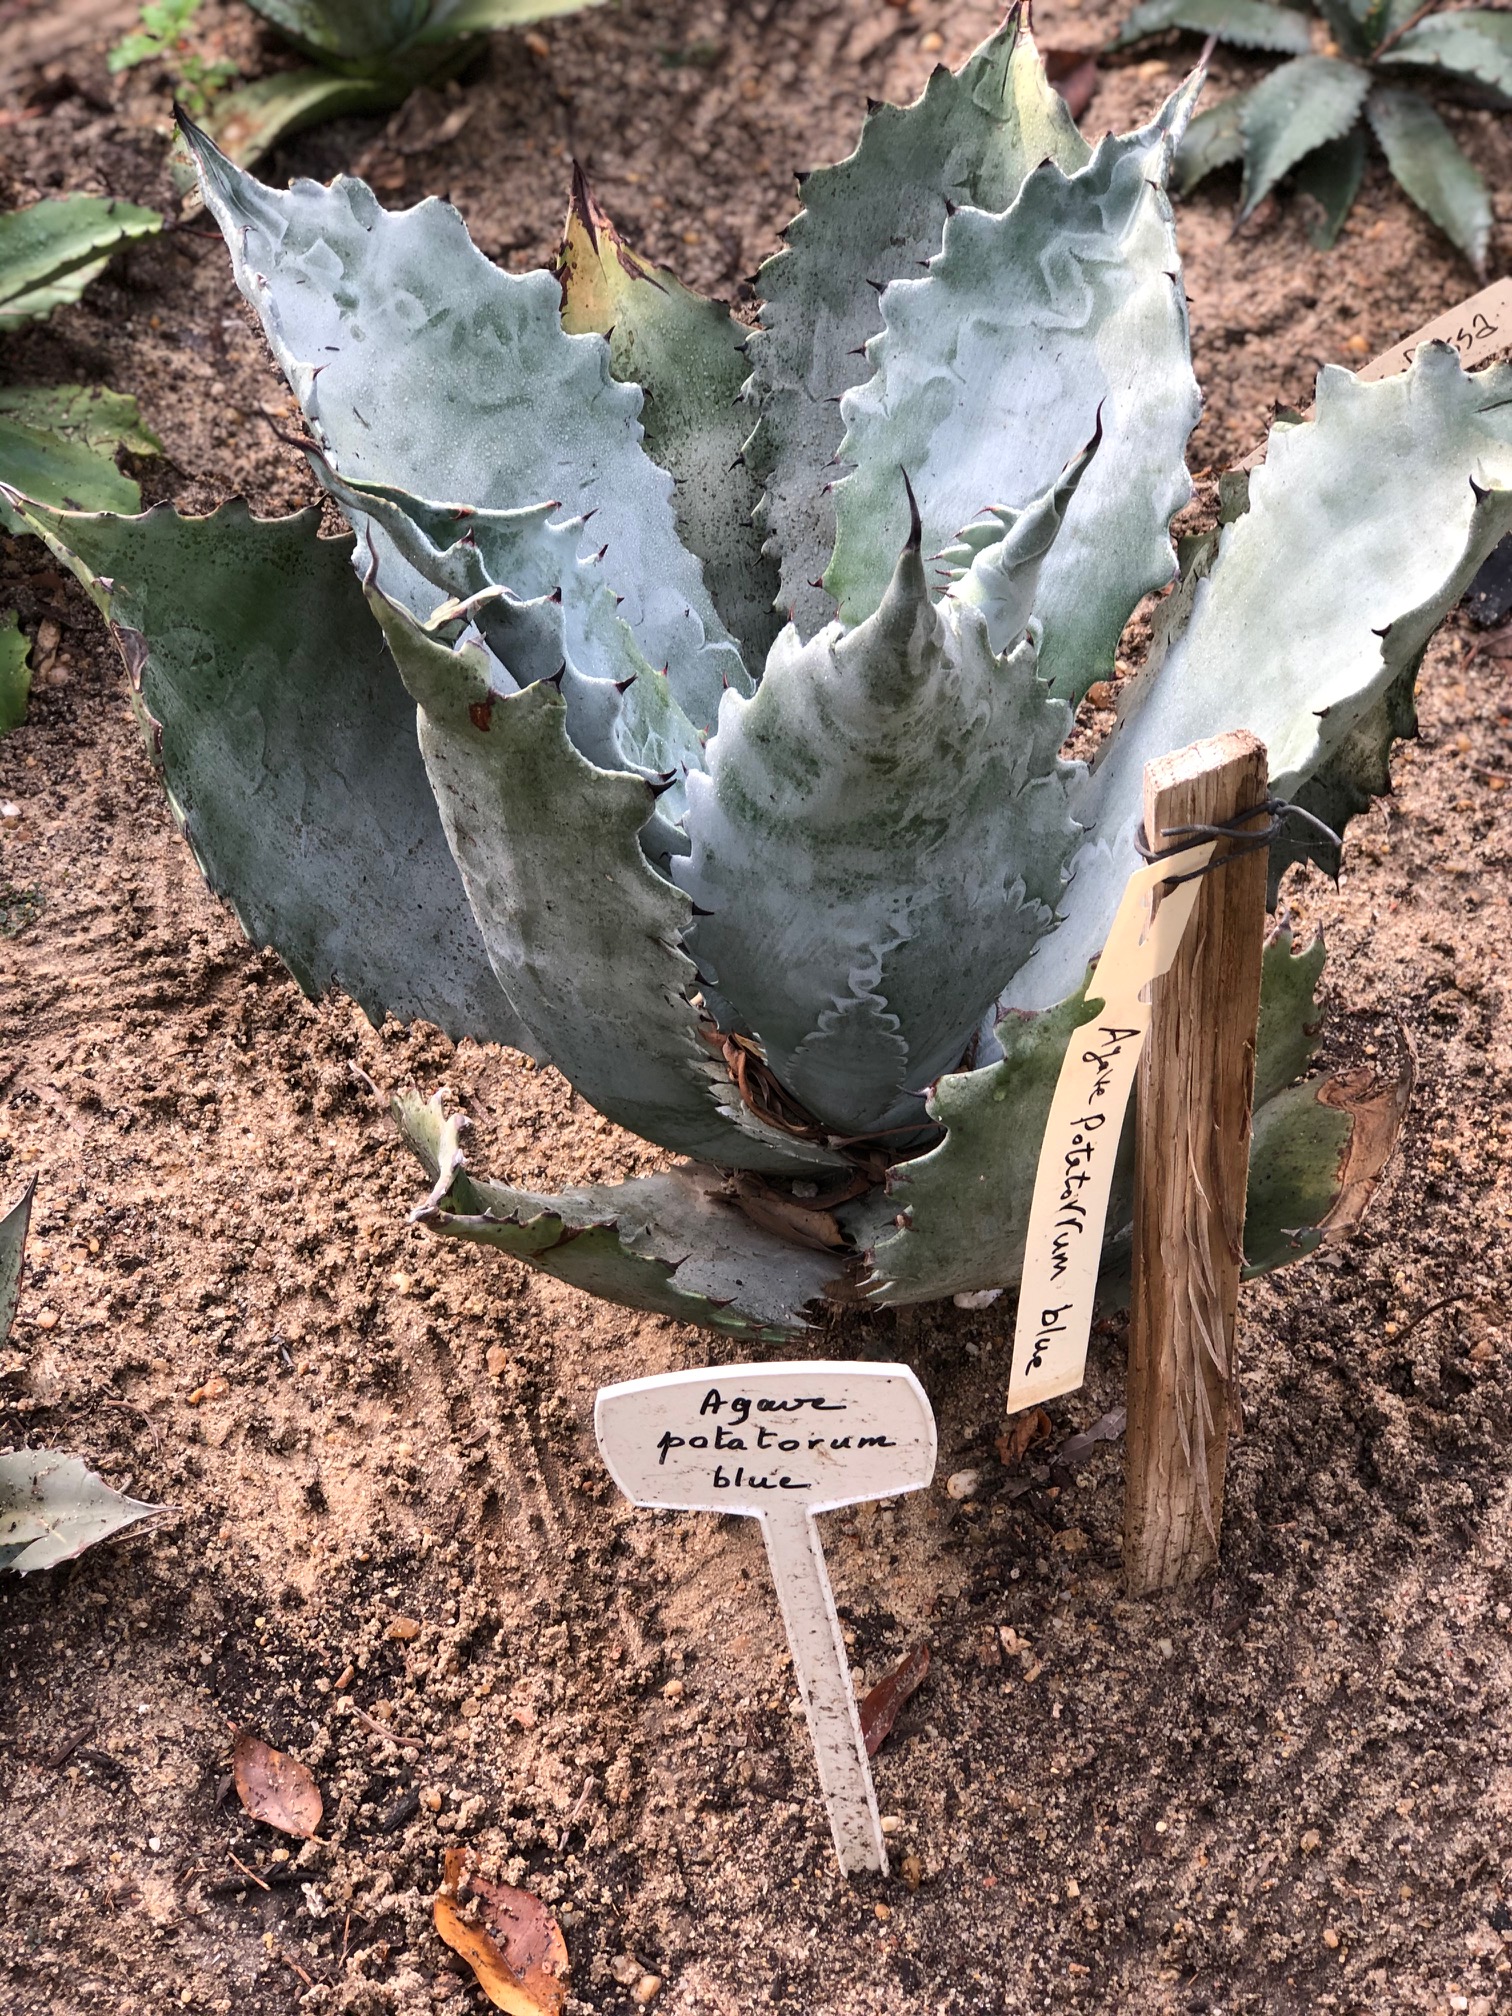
[1124,731,1269,1594]
[595,1361,937,1877]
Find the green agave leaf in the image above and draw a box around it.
[863,987,1098,1306]
[420,0,607,40]
[0,611,31,734]
[371,590,849,1175]
[1293,125,1368,249]
[1313,0,1372,58]
[1367,86,1492,274]
[1241,1080,1353,1272]
[679,525,1078,1140]
[1112,0,1312,53]
[828,82,1202,706]
[0,1178,34,1340]
[1009,344,1512,1015]
[1254,922,1327,1109]
[0,384,158,535]
[557,170,780,672]
[744,10,1089,640]
[1378,12,1512,105]
[394,1092,846,1339]
[197,69,411,170]
[1241,919,1351,1275]
[1237,55,1371,222]
[1175,93,1248,193]
[865,922,1352,1304]
[5,493,529,1050]
[181,117,746,733]
[244,0,428,62]
[0,1452,163,1574]
[0,196,161,332]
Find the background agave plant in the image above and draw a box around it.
[111,0,605,168]
[1114,0,1511,268]
[7,15,1510,1340]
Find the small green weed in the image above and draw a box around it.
[109,0,237,117]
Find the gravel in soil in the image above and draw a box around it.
[2,2,1511,2012]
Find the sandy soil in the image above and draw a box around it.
[2,2,1511,2012]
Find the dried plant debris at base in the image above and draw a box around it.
[1,1,1511,2013]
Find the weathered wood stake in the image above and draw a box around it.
[1124,731,1270,1594]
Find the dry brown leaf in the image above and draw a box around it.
[859,1642,930,1759]
[231,1730,323,1839]
[434,1849,568,2016]
[1317,1047,1415,1241]
[996,1406,1052,1469]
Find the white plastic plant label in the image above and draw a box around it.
[1006,841,1214,1417]
[595,1360,937,1877]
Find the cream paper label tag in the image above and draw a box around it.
[595,1361,936,1878]
[1358,276,1512,383]
[1006,842,1215,1417]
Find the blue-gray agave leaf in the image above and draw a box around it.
[305,464,706,856]
[827,78,1203,705]
[179,116,748,732]
[677,496,1080,1142]
[396,1093,847,1339]
[370,588,847,1176]
[743,7,1089,640]
[1008,343,1512,1014]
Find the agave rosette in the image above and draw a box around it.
[8,14,1510,1338]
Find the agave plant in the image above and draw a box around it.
[7,16,1509,1340]
[113,0,605,168]
[1114,0,1510,269]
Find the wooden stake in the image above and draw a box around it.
[1123,731,1269,1594]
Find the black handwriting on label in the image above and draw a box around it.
[698,1388,848,1420]
[1027,1301,1073,1374]
[712,1464,810,1491]
[656,1427,897,1466]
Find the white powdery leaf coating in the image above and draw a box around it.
[828,81,1202,706]
[1009,343,1512,1014]
[679,545,1079,1139]
[189,135,747,729]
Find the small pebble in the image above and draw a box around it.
[873,1902,891,1922]
[946,1468,980,1501]
[661,1678,685,1701]
[788,1696,806,1718]
[386,1616,421,1642]
[485,1345,509,1376]
[633,1977,662,2005]
[880,1815,902,1836]
[1322,1928,1340,1950]
[420,1786,443,1813]
[1300,1828,1321,1853]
